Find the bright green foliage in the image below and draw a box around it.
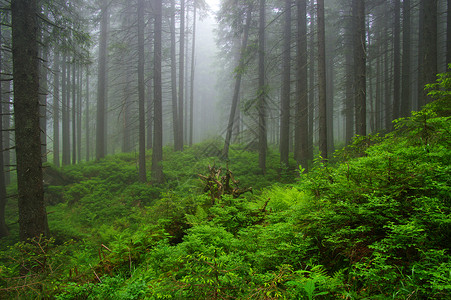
[1,80,450,298]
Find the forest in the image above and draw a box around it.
[0,0,450,298]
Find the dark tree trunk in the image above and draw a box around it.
[401,0,411,117]
[189,2,197,146]
[170,0,179,150]
[447,0,451,64]
[223,8,251,159]
[353,0,366,136]
[393,0,401,120]
[62,54,70,166]
[39,42,48,163]
[72,60,76,164]
[344,13,354,144]
[308,3,315,161]
[294,0,308,169]
[53,52,60,167]
[258,0,267,173]
[317,0,327,160]
[12,0,48,240]
[279,0,291,166]
[0,24,9,237]
[418,0,437,107]
[138,0,147,182]
[177,0,186,151]
[86,68,90,161]
[77,64,82,163]
[96,0,109,160]
[152,0,163,183]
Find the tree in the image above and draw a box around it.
[279,0,291,166]
[151,0,163,183]
[11,0,48,240]
[294,0,308,169]
[170,0,179,150]
[177,0,186,151]
[0,22,8,238]
[53,51,60,167]
[137,0,146,182]
[258,0,267,173]
[96,0,109,160]
[392,0,400,120]
[401,0,411,117]
[317,0,327,159]
[353,0,366,136]
[189,0,197,146]
[223,6,252,159]
[418,0,437,107]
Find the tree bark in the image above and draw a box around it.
[317,0,327,160]
[177,0,186,151]
[189,2,197,146]
[223,7,251,159]
[138,0,147,182]
[53,52,60,167]
[0,23,8,237]
[279,0,291,166]
[96,0,109,160]
[170,0,179,150]
[353,0,366,136]
[393,0,400,120]
[12,0,48,240]
[62,54,70,166]
[401,0,411,117]
[86,68,90,161]
[258,0,267,173]
[294,0,308,169]
[152,0,163,183]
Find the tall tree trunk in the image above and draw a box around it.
[72,60,76,164]
[258,0,267,173]
[138,0,147,182]
[77,63,82,163]
[393,0,400,120]
[62,54,70,166]
[344,13,354,144]
[447,0,451,64]
[401,0,411,117]
[152,0,163,183]
[189,2,197,146]
[96,0,109,160]
[353,0,366,136]
[177,0,185,151]
[0,23,9,237]
[86,68,90,161]
[279,0,291,166]
[294,0,308,169]
[12,0,48,240]
[170,0,179,149]
[317,0,327,159]
[223,8,251,159]
[418,0,437,107]
[53,52,60,167]
[308,2,315,160]
[384,15,392,130]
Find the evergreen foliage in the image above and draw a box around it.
[1,77,450,298]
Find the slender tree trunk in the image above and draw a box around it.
[189,2,197,146]
[138,0,147,182]
[53,52,60,167]
[77,63,82,163]
[86,68,90,161]
[0,24,9,237]
[401,0,411,117]
[152,0,163,183]
[345,14,354,144]
[317,0,327,159]
[279,0,291,166]
[72,60,76,164]
[96,0,109,160]
[393,0,400,120]
[384,21,392,130]
[294,0,308,169]
[177,0,185,151]
[447,0,451,64]
[258,0,267,173]
[147,27,153,151]
[12,0,48,240]
[170,0,179,149]
[62,54,70,166]
[308,3,315,160]
[418,0,437,107]
[353,0,366,136]
[223,7,251,159]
